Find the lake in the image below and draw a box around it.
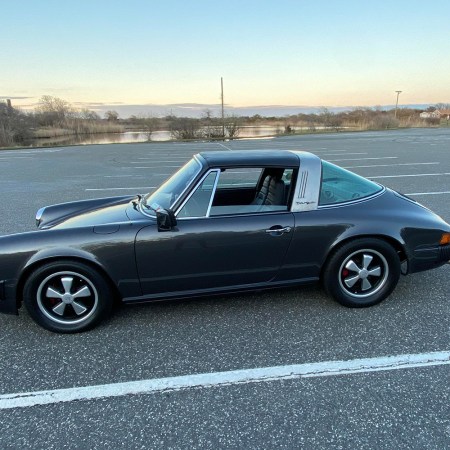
[25,126,315,147]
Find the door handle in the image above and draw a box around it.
[265,226,292,235]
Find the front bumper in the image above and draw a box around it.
[0,280,19,315]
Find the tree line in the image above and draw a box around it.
[0,96,124,147]
[1,96,448,148]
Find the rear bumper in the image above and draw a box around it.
[441,244,450,263]
[409,244,450,273]
[0,280,19,315]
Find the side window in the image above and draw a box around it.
[178,171,218,218]
[210,167,291,216]
[282,168,293,183]
[319,161,383,206]
[216,168,262,189]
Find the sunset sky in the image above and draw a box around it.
[2,0,449,115]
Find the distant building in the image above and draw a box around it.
[420,109,450,120]
[420,110,440,119]
[439,109,450,120]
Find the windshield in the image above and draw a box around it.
[141,157,202,214]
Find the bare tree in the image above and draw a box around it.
[224,114,242,139]
[139,115,159,141]
[201,109,223,139]
[318,107,342,131]
[0,102,34,146]
[170,117,202,140]
[104,110,119,121]
[78,109,100,121]
[435,103,450,110]
[35,95,74,127]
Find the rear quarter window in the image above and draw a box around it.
[319,161,383,206]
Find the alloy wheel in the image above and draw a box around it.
[338,249,389,298]
[36,271,99,325]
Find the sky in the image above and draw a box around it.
[1,0,450,116]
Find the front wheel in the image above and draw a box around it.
[323,239,401,307]
[23,261,113,333]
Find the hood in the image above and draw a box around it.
[36,195,137,230]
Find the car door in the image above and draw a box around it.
[135,169,295,296]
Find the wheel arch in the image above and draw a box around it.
[321,233,407,278]
[17,254,121,307]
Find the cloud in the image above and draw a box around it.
[0,96,34,100]
[73,101,125,107]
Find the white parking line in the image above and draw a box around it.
[328,157,398,162]
[128,162,184,165]
[370,173,450,179]
[133,166,181,169]
[104,175,146,178]
[343,162,439,169]
[85,187,156,191]
[407,191,450,196]
[0,156,32,159]
[134,159,187,162]
[0,351,448,410]
[322,152,367,156]
[217,142,232,151]
[2,148,64,154]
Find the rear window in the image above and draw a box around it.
[319,161,383,206]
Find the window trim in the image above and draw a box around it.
[317,186,386,209]
[140,156,202,218]
[175,166,295,220]
[175,169,220,219]
[206,170,221,216]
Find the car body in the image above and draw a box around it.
[1,150,449,333]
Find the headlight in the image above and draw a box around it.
[36,207,46,227]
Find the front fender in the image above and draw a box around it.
[0,224,143,315]
[24,247,102,272]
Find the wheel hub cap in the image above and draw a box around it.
[339,249,389,299]
[36,271,99,325]
[62,293,73,304]
[359,269,369,279]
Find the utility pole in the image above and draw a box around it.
[221,77,225,139]
[394,90,402,118]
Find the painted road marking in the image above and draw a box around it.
[407,191,450,196]
[1,351,449,410]
[104,175,146,178]
[133,166,181,169]
[328,157,398,162]
[134,159,187,162]
[217,142,232,151]
[370,173,450,179]
[85,187,156,191]
[322,152,367,156]
[0,156,32,159]
[343,162,439,169]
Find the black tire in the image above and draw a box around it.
[23,261,113,333]
[323,238,400,307]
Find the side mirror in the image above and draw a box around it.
[156,208,177,232]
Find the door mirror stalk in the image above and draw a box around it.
[156,209,177,231]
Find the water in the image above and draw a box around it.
[26,126,295,147]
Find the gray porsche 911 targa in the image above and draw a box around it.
[1,150,449,332]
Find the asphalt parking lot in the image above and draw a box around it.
[0,129,449,449]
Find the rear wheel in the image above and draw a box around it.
[24,261,113,333]
[323,239,401,307]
